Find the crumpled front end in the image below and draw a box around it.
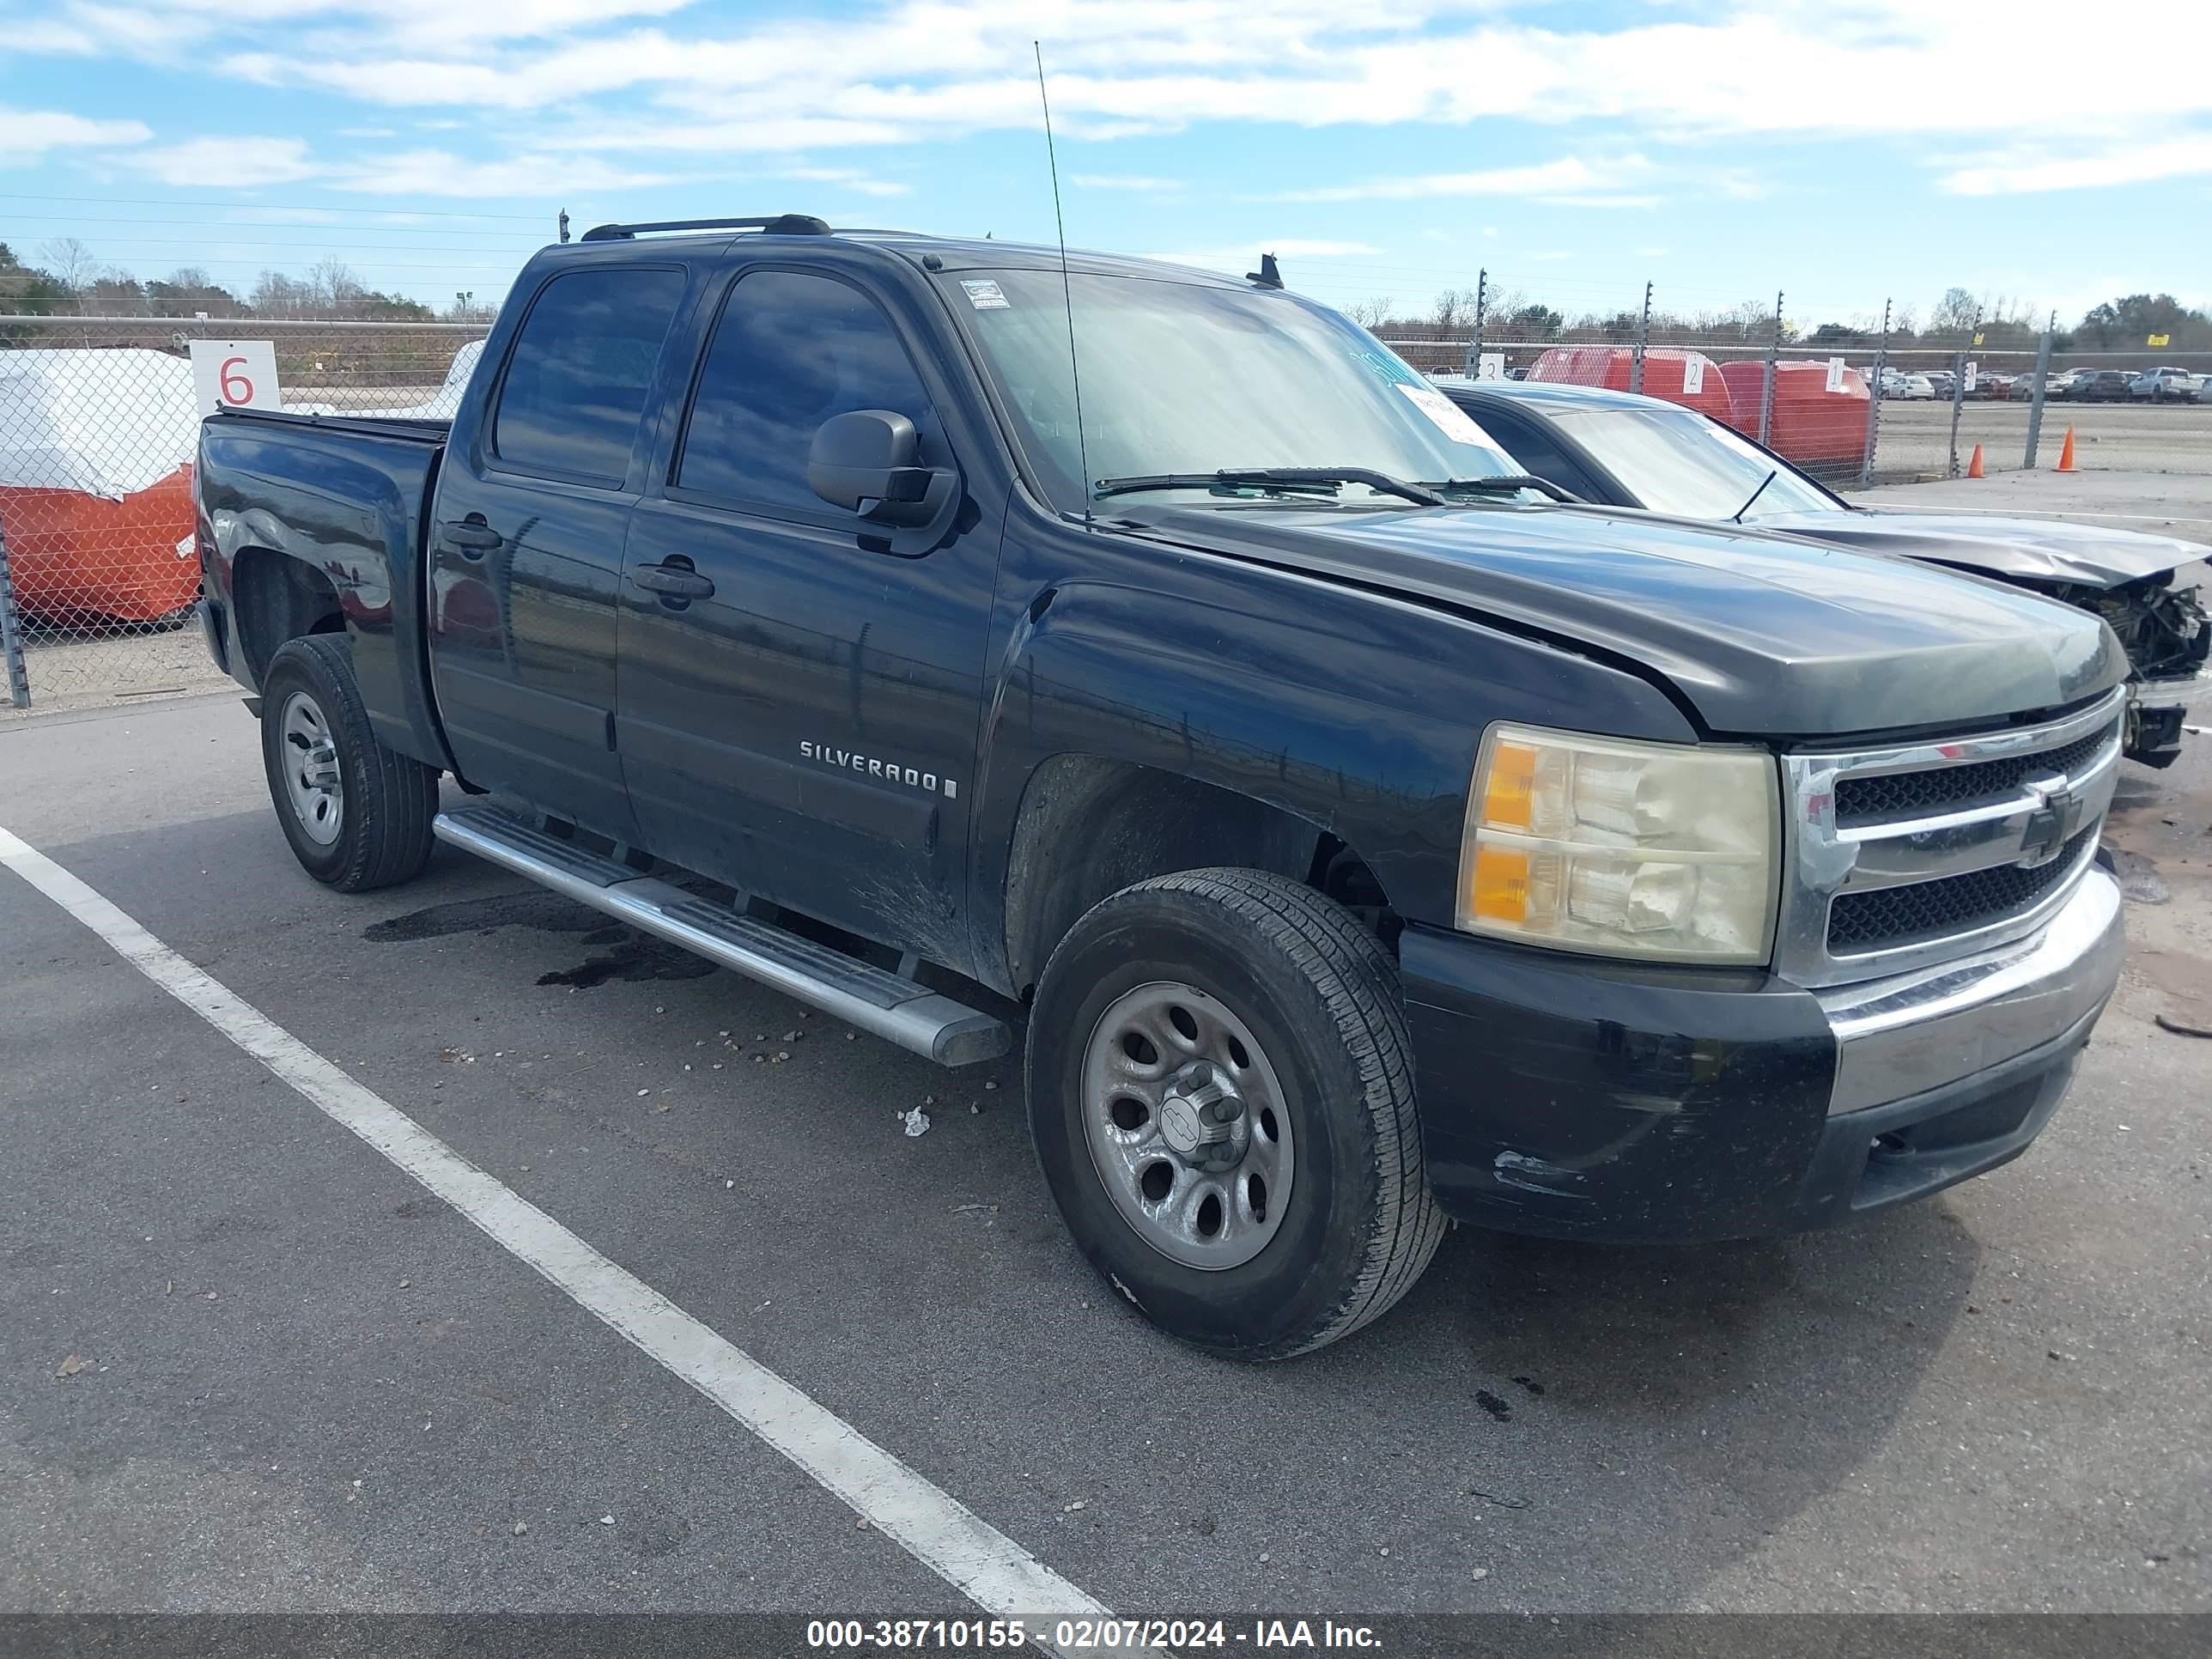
[2062,574,2210,766]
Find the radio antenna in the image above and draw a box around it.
[1034,40,1091,526]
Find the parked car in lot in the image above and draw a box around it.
[1879,368,1935,399]
[1924,369,1957,401]
[2130,366,2200,402]
[1971,370,2015,399]
[2073,368,2134,402]
[1438,376,2209,765]
[195,214,2131,1357]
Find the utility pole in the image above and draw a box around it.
[2025,309,2056,469]
[1464,268,1488,379]
[1859,297,1890,487]
[1947,306,1977,478]
[1630,279,1653,395]
[0,517,30,710]
[1759,289,1784,446]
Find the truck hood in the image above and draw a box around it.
[1121,501,2125,737]
[1756,507,2205,587]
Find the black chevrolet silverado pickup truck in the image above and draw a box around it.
[195,215,2129,1358]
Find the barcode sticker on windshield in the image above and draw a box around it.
[1398,383,1496,449]
[961,279,1010,310]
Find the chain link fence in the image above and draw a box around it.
[3,292,2209,714]
[1382,276,2212,492]
[1,317,487,714]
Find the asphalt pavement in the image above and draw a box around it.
[3,684,2209,1628]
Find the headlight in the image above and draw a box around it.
[1457,723,1780,964]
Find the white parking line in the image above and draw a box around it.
[0,823,1122,1646]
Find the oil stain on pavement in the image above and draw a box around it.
[363,890,717,988]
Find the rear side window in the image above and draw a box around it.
[493,267,686,484]
[677,270,936,511]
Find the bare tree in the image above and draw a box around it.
[40,236,99,290]
[1433,287,1470,332]
[1343,296,1395,331]
[310,256,367,315]
[1929,286,1979,333]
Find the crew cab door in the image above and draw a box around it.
[616,259,998,967]
[427,262,690,841]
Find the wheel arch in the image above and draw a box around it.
[999,754,1401,1001]
[229,544,345,688]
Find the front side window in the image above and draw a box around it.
[492,267,686,484]
[949,269,1518,513]
[678,270,938,511]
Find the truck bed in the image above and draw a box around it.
[197,404,452,767]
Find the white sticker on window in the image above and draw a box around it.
[1398,382,1496,449]
[960,279,1010,310]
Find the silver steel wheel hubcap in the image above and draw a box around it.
[1079,981,1295,1271]
[279,690,343,847]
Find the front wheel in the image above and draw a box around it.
[259,634,438,892]
[1026,868,1445,1360]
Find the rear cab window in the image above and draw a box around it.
[491,266,688,485]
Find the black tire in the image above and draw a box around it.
[1026,867,1446,1360]
[259,634,438,892]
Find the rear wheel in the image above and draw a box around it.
[1026,868,1445,1360]
[259,634,438,892]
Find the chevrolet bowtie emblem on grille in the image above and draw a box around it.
[2016,772,2082,869]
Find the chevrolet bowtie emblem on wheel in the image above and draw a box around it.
[2016,773,2083,869]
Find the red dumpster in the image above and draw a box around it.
[1527,345,1735,422]
[0,347,202,623]
[1717,359,1870,475]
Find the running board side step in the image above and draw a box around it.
[433,808,1010,1067]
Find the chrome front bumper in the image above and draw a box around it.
[1815,865,2124,1115]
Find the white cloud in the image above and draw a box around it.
[1069,173,1182,191]
[120,134,669,198]
[128,136,320,186]
[1535,193,1660,209]
[329,148,674,197]
[19,0,2212,233]
[0,106,149,166]
[125,0,2212,155]
[1941,135,2212,195]
[778,164,909,198]
[1285,156,1642,203]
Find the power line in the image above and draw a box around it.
[2,211,550,240]
[0,191,550,222]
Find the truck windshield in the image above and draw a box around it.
[947,269,1517,513]
[1543,404,1842,523]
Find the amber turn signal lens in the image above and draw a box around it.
[1480,739,1538,830]
[1468,844,1530,923]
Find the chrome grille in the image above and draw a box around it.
[1826,828,2099,951]
[1832,720,2120,826]
[1777,688,2125,988]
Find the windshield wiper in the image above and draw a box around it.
[1419,474,1583,505]
[1091,468,1445,508]
[1731,469,1778,523]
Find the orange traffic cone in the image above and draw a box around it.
[2057,425,2077,472]
[1966,444,1985,479]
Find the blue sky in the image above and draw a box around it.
[2,0,2205,330]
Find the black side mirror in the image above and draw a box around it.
[807,410,934,524]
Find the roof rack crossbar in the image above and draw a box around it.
[581,214,833,242]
